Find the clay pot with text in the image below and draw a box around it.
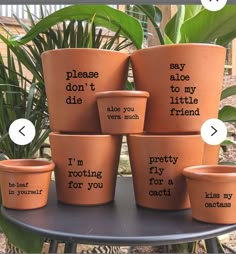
[42,48,129,133]
[49,133,122,205]
[183,165,236,224]
[130,44,226,133]
[96,90,149,134]
[0,159,54,210]
[127,134,204,210]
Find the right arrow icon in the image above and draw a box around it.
[201,118,227,145]
[211,126,217,136]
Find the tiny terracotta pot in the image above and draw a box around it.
[42,48,129,133]
[0,159,54,210]
[127,134,204,210]
[183,165,236,224]
[96,90,149,134]
[130,44,226,133]
[49,133,122,205]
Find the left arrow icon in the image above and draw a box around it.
[19,126,25,136]
[9,119,36,145]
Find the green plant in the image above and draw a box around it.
[0,52,49,160]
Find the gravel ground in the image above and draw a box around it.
[0,76,235,253]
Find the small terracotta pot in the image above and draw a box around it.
[130,44,226,133]
[183,165,236,224]
[49,133,122,205]
[96,90,149,134]
[42,48,129,133]
[127,134,204,210]
[0,159,54,210]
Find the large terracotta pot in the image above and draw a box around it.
[130,44,226,133]
[42,48,129,133]
[127,134,204,210]
[0,159,54,210]
[96,90,149,134]
[183,165,236,224]
[49,133,122,205]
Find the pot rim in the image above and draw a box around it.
[131,43,225,56]
[128,133,201,138]
[41,48,128,57]
[183,165,236,182]
[49,132,120,138]
[0,159,55,173]
[95,90,150,98]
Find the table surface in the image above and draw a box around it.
[2,177,236,246]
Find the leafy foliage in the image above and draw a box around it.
[9,5,143,49]
[0,49,49,159]
[165,5,236,45]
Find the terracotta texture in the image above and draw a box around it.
[127,134,204,210]
[49,133,122,205]
[183,165,236,224]
[203,144,220,164]
[130,44,226,133]
[42,48,129,133]
[96,90,149,134]
[0,159,54,210]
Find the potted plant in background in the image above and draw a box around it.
[0,4,143,253]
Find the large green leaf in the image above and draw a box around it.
[216,28,236,46]
[221,85,236,100]
[219,105,236,122]
[9,5,143,49]
[179,5,236,43]
[184,5,203,21]
[165,5,185,44]
[0,211,44,253]
[135,5,164,45]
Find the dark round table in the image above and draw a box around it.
[2,177,236,253]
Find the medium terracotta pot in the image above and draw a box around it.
[42,48,129,133]
[0,159,54,210]
[96,90,149,134]
[183,165,236,224]
[49,133,122,205]
[130,44,226,133]
[127,134,204,210]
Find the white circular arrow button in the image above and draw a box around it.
[201,118,227,145]
[201,0,227,11]
[9,118,36,146]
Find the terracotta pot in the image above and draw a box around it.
[203,144,220,164]
[49,132,122,205]
[42,48,129,133]
[96,90,149,134]
[0,159,54,210]
[130,44,226,133]
[127,134,204,210]
[183,165,236,224]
